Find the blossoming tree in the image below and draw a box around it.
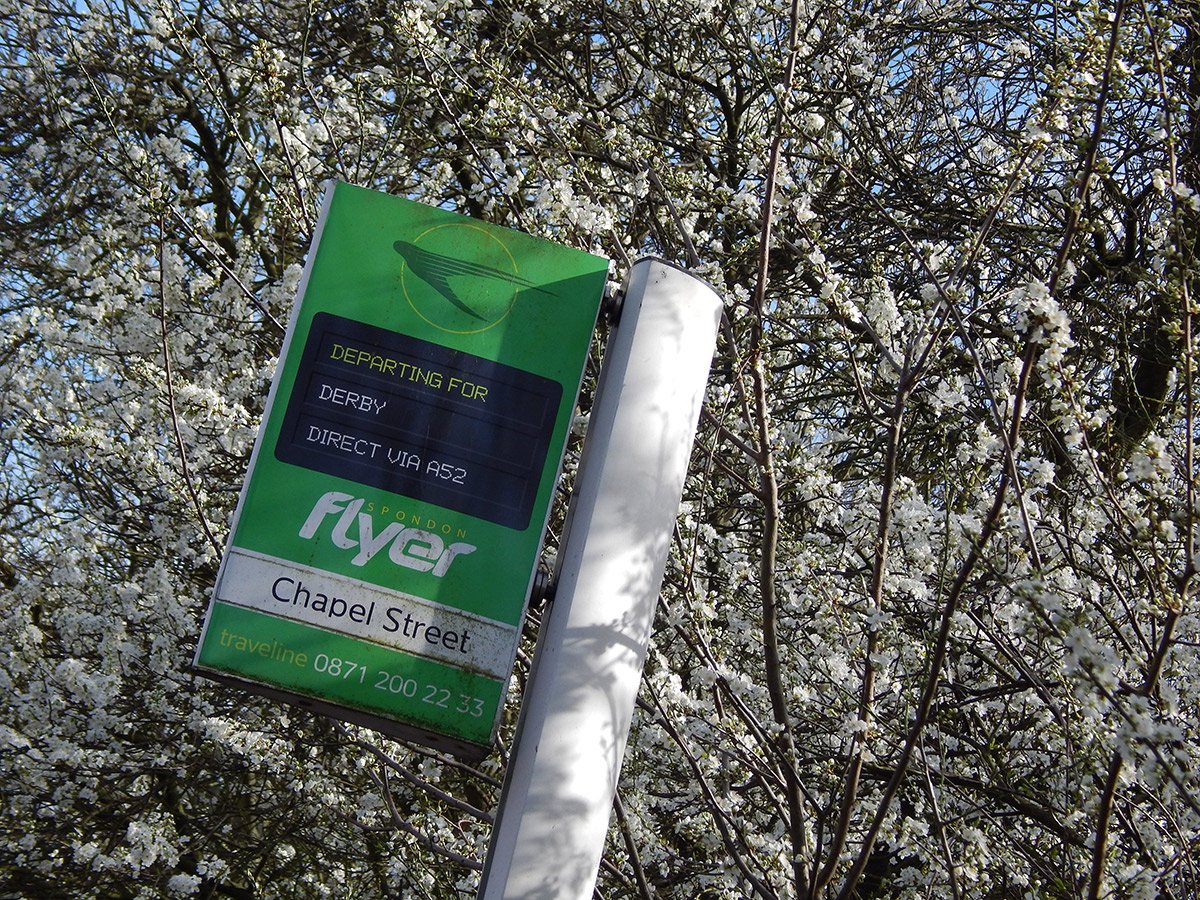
[2,0,1197,896]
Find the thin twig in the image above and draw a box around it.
[746,1,813,893]
[157,216,223,559]
[812,385,908,897]
[613,791,655,900]
[167,206,285,334]
[833,336,1040,900]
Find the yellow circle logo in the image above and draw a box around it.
[395,224,531,334]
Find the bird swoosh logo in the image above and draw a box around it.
[395,224,546,334]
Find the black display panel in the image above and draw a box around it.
[275,313,561,530]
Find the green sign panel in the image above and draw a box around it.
[194,182,608,758]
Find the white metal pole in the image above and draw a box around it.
[477,257,722,899]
